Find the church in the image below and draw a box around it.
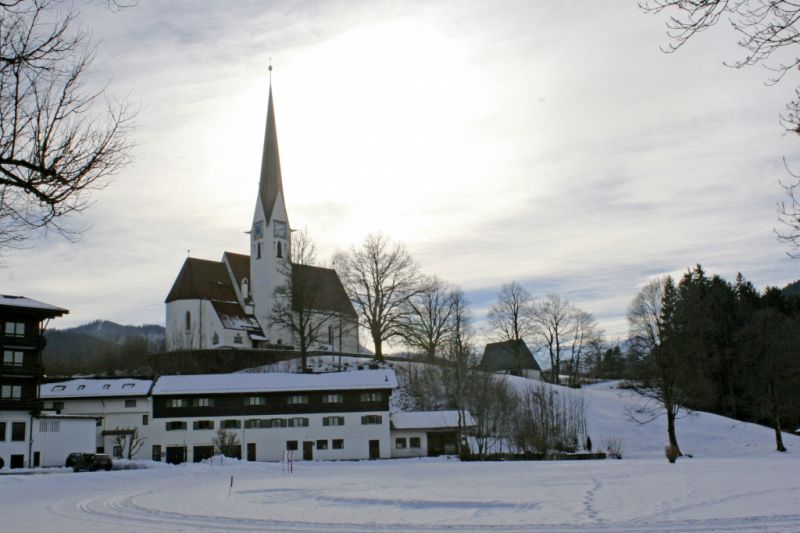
[165,73,358,354]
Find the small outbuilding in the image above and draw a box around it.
[478,339,541,380]
[390,411,475,457]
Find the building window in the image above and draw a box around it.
[121,383,135,389]
[96,418,103,427]
[276,241,283,258]
[212,332,219,345]
[169,398,188,408]
[361,415,382,425]
[322,393,343,404]
[152,445,162,461]
[142,414,149,426]
[0,421,5,441]
[40,420,60,432]
[112,446,123,459]
[286,441,298,451]
[244,419,262,429]
[221,419,241,429]
[322,416,344,427]
[395,438,407,449]
[103,384,111,390]
[286,395,308,405]
[1,385,22,400]
[332,439,344,450]
[165,421,187,431]
[193,398,214,408]
[185,311,191,330]
[193,420,214,430]
[316,440,328,450]
[257,241,262,259]
[125,399,137,408]
[5,321,25,337]
[11,422,25,441]
[245,396,265,406]
[264,418,286,428]
[233,333,243,344]
[77,385,85,390]
[51,385,65,392]
[3,350,24,366]
[287,417,308,428]
[410,437,421,449]
[361,392,383,403]
[52,401,64,411]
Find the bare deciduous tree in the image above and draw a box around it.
[440,289,474,457]
[487,281,536,373]
[212,427,240,458]
[399,275,456,360]
[112,427,145,460]
[0,0,134,249]
[531,293,574,385]
[334,233,418,359]
[625,276,688,455]
[566,309,602,387]
[641,0,800,254]
[271,229,347,371]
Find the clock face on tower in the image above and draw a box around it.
[252,221,263,239]
[273,220,287,239]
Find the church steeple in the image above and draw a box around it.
[258,66,284,224]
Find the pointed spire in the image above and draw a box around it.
[258,63,284,223]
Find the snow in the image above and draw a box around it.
[12,365,800,531]
[391,410,476,429]
[0,294,67,313]
[40,378,153,398]
[1,454,798,531]
[151,369,398,395]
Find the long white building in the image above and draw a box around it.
[41,369,397,463]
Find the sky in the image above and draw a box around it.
[3,0,798,343]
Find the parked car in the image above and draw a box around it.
[65,452,83,468]
[69,453,113,472]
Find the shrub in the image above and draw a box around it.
[603,435,624,459]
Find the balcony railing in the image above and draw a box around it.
[0,398,40,411]
[0,363,43,377]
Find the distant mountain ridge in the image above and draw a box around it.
[43,320,165,375]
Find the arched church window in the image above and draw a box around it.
[241,277,249,299]
[212,332,219,345]
[328,324,334,346]
[257,242,262,259]
[185,311,191,330]
[277,241,283,258]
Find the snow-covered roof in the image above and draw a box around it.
[391,410,475,430]
[152,369,397,395]
[40,379,153,398]
[0,295,68,315]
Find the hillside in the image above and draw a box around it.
[783,279,800,297]
[248,355,799,459]
[43,320,164,375]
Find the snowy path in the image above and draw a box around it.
[2,456,799,532]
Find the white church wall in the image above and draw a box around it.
[166,300,252,351]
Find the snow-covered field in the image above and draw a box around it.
[2,377,798,532]
[1,454,799,532]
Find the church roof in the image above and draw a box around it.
[210,301,261,331]
[258,86,284,225]
[223,251,250,284]
[479,339,541,372]
[292,264,357,317]
[165,256,355,318]
[164,257,239,303]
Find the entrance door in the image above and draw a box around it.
[247,443,256,461]
[369,440,380,459]
[193,446,214,463]
[165,446,186,465]
[303,441,313,461]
